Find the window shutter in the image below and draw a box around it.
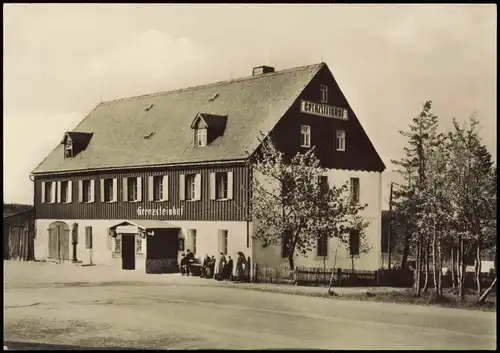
[78,180,83,203]
[41,182,46,203]
[179,174,185,201]
[137,177,142,201]
[209,173,216,200]
[112,178,118,202]
[162,175,169,201]
[67,181,72,203]
[148,176,154,201]
[85,226,93,249]
[123,177,128,202]
[90,180,95,203]
[100,179,105,202]
[50,182,56,203]
[227,171,234,200]
[56,182,61,203]
[217,229,225,253]
[194,174,201,200]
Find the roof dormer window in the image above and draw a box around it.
[196,128,207,147]
[64,140,73,158]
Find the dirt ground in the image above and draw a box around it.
[3,261,497,350]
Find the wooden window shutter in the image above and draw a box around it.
[227,171,234,200]
[78,180,83,203]
[41,181,46,203]
[90,180,95,203]
[179,174,185,201]
[50,182,56,203]
[123,177,128,202]
[209,173,216,200]
[85,226,93,249]
[194,174,201,200]
[162,175,169,201]
[100,179,105,202]
[137,177,142,201]
[67,181,73,203]
[217,229,225,253]
[56,181,62,203]
[148,176,154,201]
[112,178,118,202]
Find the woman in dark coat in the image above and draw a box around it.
[224,256,234,280]
[201,254,210,278]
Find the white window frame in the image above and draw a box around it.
[186,174,196,201]
[215,172,228,200]
[197,128,207,147]
[64,140,73,158]
[153,175,163,201]
[82,180,92,203]
[301,125,311,148]
[45,182,55,204]
[336,130,346,151]
[320,85,328,103]
[103,178,114,202]
[60,181,70,203]
[128,177,139,202]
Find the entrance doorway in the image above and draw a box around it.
[48,221,70,261]
[121,234,136,270]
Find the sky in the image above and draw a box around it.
[3,4,497,207]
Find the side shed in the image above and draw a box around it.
[3,209,35,261]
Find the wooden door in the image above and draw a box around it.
[48,222,70,260]
[121,234,136,270]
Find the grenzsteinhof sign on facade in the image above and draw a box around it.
[300,100,348,120]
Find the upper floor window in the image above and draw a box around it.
[127,177,139,202]
[64,140,73,158]
[216,172,228,200]
[336,130,346,151]
[103,178,114,202]
[153,176,163,201]
[196,128,207,147]
[350,177,360,203]
[301,125,311,148]
[43,181,56,204]
[320,85,328,103]
[60,181,70,203]
[185,174,197,201]
[82,180,92,203]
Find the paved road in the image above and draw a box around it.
[3,262,497,350]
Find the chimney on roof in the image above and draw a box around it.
[252,65,275,76]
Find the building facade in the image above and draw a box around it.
[32,63,385,273]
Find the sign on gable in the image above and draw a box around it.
[300,100,348,120]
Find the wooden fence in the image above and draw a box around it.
[251,264,414,287]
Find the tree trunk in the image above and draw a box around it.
[478,277,497,304]
[458,235,465,301]
[401,231,411,269]
[451,246,456,288]
[415,234,421,296]
[351,256,355,272]
[288,254,295,272]
[437,234,443,296]
[432,227,438,294]
[423,242,430,293]
[327,239,342,295]
[475,242,482,299]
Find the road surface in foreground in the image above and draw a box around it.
[3,262,497,350]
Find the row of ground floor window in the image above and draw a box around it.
[35,218,382,272]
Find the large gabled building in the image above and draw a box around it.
[32,62,385,273]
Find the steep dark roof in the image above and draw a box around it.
[33,63,324,174]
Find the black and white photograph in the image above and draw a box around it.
[3,3,496,350]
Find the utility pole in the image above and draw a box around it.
[388,182,394,269]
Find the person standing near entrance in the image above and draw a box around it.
[185,249,195,276]
[214,252,226,281]
[180,254,187,275]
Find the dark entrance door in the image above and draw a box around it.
[121,234,136,270]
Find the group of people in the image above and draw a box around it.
[180,250,248,282]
